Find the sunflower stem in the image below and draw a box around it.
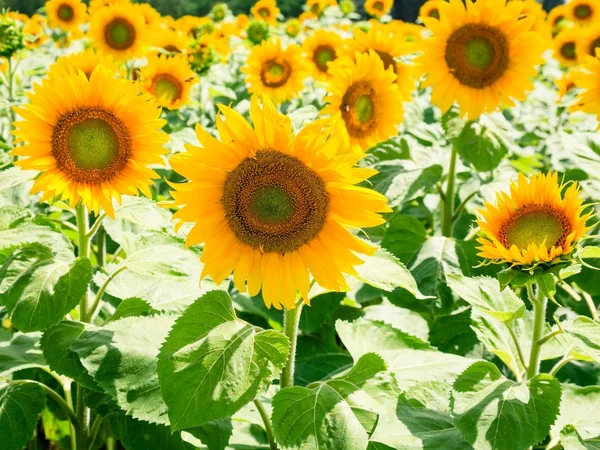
[254,399,278,450]
[7,57,16,159]
[441,144,458,237]
[280,302,304,389]
[549,355,575,377]
[526,282,548,379]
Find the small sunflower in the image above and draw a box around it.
[23,16,47,49]
[576,26,600,62]
[306,0,337,17]
[167,94,391,309]
[548,5,569,36]
[187,38,217,75]
[566,0,597,25]
[419,0,446,20]
[243,39,309,104]
[390,21,424,53]
[45,0,87,32]
[417,0,545,119]
[556,71,578,98]
[322,51,405,152]
[302,30,344,81]
[285,19,301,38]
[364,0,393,19]
[88,0,128,15]
[88,3,146,60]
[48,49,118,79]
[554,28,580,66]
[512,0,550,41]
[251,0,280,25]
[247,20,270,45]
[140,54,197,110]
[135,3,162,30]
[12,66,168,217]
[570,50,600,124]
[477,172,590,267]
[152,29,190,56]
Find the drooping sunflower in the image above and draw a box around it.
[477,172,590,267]
[140,54,197,110]
[243,39,309,104]
[566,0,597,25]
[48,49,118,79]
[45,0,87,32]
[553,28,580,66]
[576,26,600,62]
[364,0,393,18]
[570,50,600,124]
[168,94,391,309]
[88,3,146,60]
[251,0,280,25]
[419,0,446,20]
[302,30,345,81]
[417,0,545,119]
[322,51,405,152]
[12,66,168,217]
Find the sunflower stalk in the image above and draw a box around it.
[280,301,304,390]
[441,144,458,237]
[254,399,278,450]
[526,282,548,379]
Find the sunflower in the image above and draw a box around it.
[477,172,590,267]
[167,94,390,309]
[548,5,569,36]
[303,30,345,81]
[285,19,301,38]
[417,0,545,119]
[23,16,47,49]
[251,0,280,25]
[306,0,337,17]
[152,29,191,56]
[48,49,118,79]
[88,0,128,16]
[364,0,393,18]
[390,21,424,53]
[419,0,446,20]
[12,66,168,217]
[177,16,208,38]
[45,0,87,32]
[566,0,597,25]
[512,0,550,41]
[140,54,197,109]
[322,51,405,152]
[247,20,270,45]
[576,26,600,62]
[243,39,309,104]
[570,50,600,124]
[135,3,162,30]
[88,3,146,60]
[553,28,580,66]
[556,71,578,98]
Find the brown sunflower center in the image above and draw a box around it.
[574,4,592,19]
[151,73,182,103]
[222,150,329,253]
[341,80,378,137]
[561,41,577,59]
[374,50,396,74]
[258,7,270,18]
[589,37,600,56]
[104,17,136,50]
[313,45,336,72]
[429,8,440,19]
[500,204,571,250]
[445,24,509,89]
[52,107,131,184]
[57,4,74,22]
[260,59,292,88]
[310,3,320,14]
[553,14,565,26]
[373,1,384,11]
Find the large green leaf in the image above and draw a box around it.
[187,419,233,450]
[157,290,290,430]
[381,214,428,266]
[562,316,600,363]
[108,412,193,450]
[561,425,600,450]
[0,332,46,376]
[272,353,399,450]
[0,381,46,450]
[295,334,353,386]
[109,297,158,321]
[551,385,600,442]
[362,301,429,341]
[451,361,562,450]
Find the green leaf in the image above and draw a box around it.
[272,353,399,450]
[561,425,600,450]
[0,242,92,332]
[0,381,46,450]
[41,321,98,391]
[580,246,600,259]
[429,310,478,355]
[187,419,233,450]
[108,412,193,450]
[157,290,290,430]
[110,297,158,321]
[0,168,36,192]
[295,335,353,386]
[299,292,343,335]
[381,214,428,266]
[74,315,176,425]
[446,274,525,323]
[362,300,429,341]
[0,206,32,231]
[562,316,600,363]
[551,385,600,442]
[0,332,46,376]
[451,361,562,450]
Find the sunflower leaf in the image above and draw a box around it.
[0,381,46,450]
[560,424,600,450]
[0,332,46,377]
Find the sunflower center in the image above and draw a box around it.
[553,14,565,26]
[222,150,329,253]
[589,37,600,56]
[574,4,592,19]
[57,4,74,21]
[374,50,396,74]
[354,95,374,123]
[429,9,440,19]
[500,205,571,251]
[151,74,182,102]
[310,3,320,14]
[341,80,378,137]
[104,18,136,50]
[258,7,270,18]
[52,107,131,184]
[373,1,384,11]
[260,59,292,88]
[561,42,576,59]
[314,45,336,72]
[445,24,509,89]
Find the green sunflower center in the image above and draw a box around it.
[250,185,295,223]
[68,118,119,170]
[429,9,440,19]
[561,42,577,59]
[151,74,182,103]
[574,4,592,19]
[373,1,384,11]
[258,7,270,18]
[260,59,292,88]
[314,45,336,71]
[354,95,374,124]
[501,205,571,251]
[341,80,378,138]
[104,18,136,50]
[57,4,74,21]
[589,37,600,56]
[464,37,496,70]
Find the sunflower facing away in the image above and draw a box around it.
[571,49,600,125]
[322,50,405,152]
[251,0,280,25]
[302,30,345,81]
[168,95,391,309]
[477,172,590,267]
[364,0,393,18]
[48,49,118,79]
[418,0,544,119]
[46,0,87,32]
[243,39,309,104]
[88,3,146,60]
[554,28,580,66]
[152,29,191,56]
[12,66,168,217]
[140,54,198,110]
[566,0,597,25]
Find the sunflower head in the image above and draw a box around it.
[340,0,355,15]
[211,3,229,22]
[556,71,578,99]
[577,26,600,63]
[188,38,217,75]
[23,15,47,49]
[88,3,146,60]
[553,28,580,66]
[152,29,191,56]
[477,172,591,269]
[251,0,280,25]
[12,66,168,217]
[285,19,301,37]
[302,30,345,81]
[167,94,390,309]
[247,20,270,45]
[567,0,596,24]
[48,49,118,79]
[364,0,393,18]
[0,17,24,59]
[46,0,87,32]
[419,0,445,20]
[570,49,600,124]
[140,54,198,110]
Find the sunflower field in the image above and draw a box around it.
[2,0,600,449]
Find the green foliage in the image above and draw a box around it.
[0,381,46,450]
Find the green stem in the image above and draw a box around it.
[87,415,103,450]
[96,225,106,268]
[549,355,575,377]
[526,283,548,379]
[11,380,78,427]
[441,144,458,237]
[581,290,599,322]
[505,323,527,380]
[254,400,278,450]
[7,57,15,157]
[537,329,563,347]
[64,380,78,450]
[88,265,127,320]
[280,303,303,389]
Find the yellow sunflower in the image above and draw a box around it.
[45,0,87,32]
[512,0,550,43]
[553,28,580,66]
[285,19,302,37]
[167,94,391,309]
[140,54,198,110]
[88,0,128,16]
[364,0,393,18]
[306,0,337,17]
[576,25,600,62]
[243,39,309,104]
[417,0,545,119]
[548,5,569,36]
[88,3,146,60]
[390,21,424,53]
[48,49,118,79]
[302,30,345,81]
[322,51,405,152]
[566,0,597,25]
[477,172,590,267]
[12,66,168,217]
[556,70,578,98]
[251,0,280,25]
[570,50,600,125]
[419,0,446,20]
[152,29,191,56]
[135,3,162,30]
[23,16,47,49]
